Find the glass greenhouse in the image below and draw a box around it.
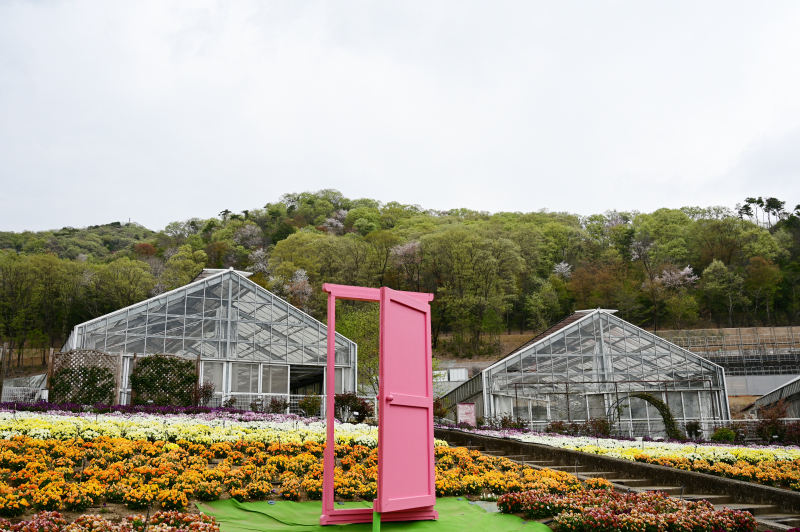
[62,269,357,407]
[443,309,730,437]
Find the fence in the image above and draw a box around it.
[198,393,378,420]
[657,326,800,376]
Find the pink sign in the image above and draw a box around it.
[457,403,476,426]
[319,284,438,526]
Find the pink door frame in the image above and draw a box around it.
[319,284,438,526]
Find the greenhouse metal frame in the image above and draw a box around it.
[62,269,357,408]
[443,309,730,437]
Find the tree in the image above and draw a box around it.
[285,269,313,312]
[30,254,64,361]
[335,303,380,395]
[162,245,207,290]
[745,256,783,324]
[0,253,38,369]
[525,278,562,332]
[702,260,749,327]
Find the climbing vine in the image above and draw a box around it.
[50,366,116,405]
[629,392,685,440]
[129,354,198,407]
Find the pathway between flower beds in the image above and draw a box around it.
[436,428,800,532]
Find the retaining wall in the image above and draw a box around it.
[436,428,800,513]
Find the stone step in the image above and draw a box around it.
[480,450,506,456]
[502,455,530,462]
[464,446,483,451]
[579,471,621,479]
[523,460,558,466]
[754,514,800,524]
[636,485,685,496]
[713,503,782,516]
[601,478,653,487]
[549,464,592,472]
[684,494,734,505]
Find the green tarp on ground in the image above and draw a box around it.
[196,498,552,532]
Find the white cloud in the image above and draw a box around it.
[1,1,800,231]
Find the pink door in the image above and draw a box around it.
[377,287,436,514]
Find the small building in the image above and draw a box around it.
[62,268,357,407]
[442,309,730,437]
[753,375,800,418]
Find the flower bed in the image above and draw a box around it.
[447,426,800,490]
[0,411,383,447]
[498,489,756,532]
[0,429,578,517]
[0,510,217,532]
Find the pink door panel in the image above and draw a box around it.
[377,287,436,513]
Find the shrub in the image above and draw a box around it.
[711,427,735,443]
[685,420,702,439]
[757,399,788,442]
[0,493,29,517]
[268,397,289,414]
[196,382,216,407]
[334,393,373,423]
[298,394,322,417]
[584,418,611,437]
[433,397,449,420]
[545,421,570,435]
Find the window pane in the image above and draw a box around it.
[264,365,288,394]
[202,361,224,393]
[232,363,258,393]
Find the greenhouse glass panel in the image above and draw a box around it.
[443,309,728,437]
[146,315,166,336]
[186,298,204,316]
[167,295,186,316]
[165,317,183,337]
[106,335,126,352]
[148,298,167,315]
[85,333,105,350]
[125,338,144,353]
[287,345,304,364]
[62,270,357,405]
[106,313,128,333]
[204,299,223,318]
[205,278,223,299]
[164,338,183,354]
[184,340,201,357]
[145,337,164,354]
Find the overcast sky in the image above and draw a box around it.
[2,1,799,232]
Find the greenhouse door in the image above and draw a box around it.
[376,287,436,514]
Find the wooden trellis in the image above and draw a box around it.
[48,349,122,405]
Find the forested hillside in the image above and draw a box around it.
[1,190,799,360]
